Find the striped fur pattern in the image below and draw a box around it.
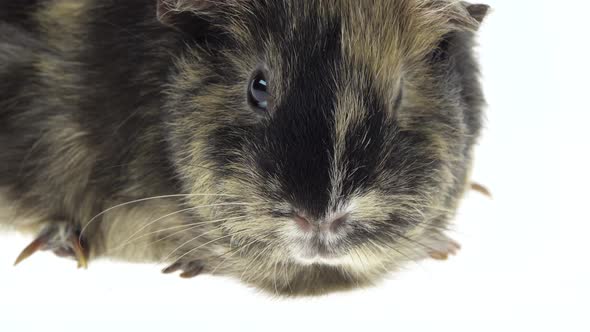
[0,0,487,296]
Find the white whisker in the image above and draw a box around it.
[272,254,280,295]
[212,236,262,275]
[159,226,229,263]
[165,230,249,265]
[112,202,263,251]
[241,240,272,281]
[79,193,242,240]
[110,215,251,254]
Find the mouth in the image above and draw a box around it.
[291,244,351,266]
[294,254,349,266]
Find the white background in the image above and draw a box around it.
[1,0,588,331]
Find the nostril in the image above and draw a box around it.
[328,213,349,232]
[293,212,349,232]
[294,214,312,232]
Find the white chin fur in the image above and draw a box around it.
[292,254,350,267]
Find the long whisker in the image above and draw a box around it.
[240,240,273,281]
[388,231,437,254]
[248,245,277,284]
[371,237,416,262]
[165,230,250,265]
[209,245,244,275]
[113,202,263,251]
[211,235,270,275]
[158,226,232,264]
[272,253,280,295]
[110,215,251,254]
[79,193,241,240]
[140,217,248,250]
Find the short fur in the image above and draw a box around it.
[0,0,487,296]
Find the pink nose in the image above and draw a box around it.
[294,213,349,232]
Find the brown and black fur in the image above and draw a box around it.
[0,0,487,296]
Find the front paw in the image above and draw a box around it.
[14,222,89,268]
[162,260,205,279]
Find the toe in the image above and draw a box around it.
[179,264,204,278]
[162,261,204,278]
[428,237,461,261]
[162,262,183,274]
[430,252,450,260]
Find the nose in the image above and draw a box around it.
[294,213,349,233]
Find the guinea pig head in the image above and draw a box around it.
[161,0,488,295]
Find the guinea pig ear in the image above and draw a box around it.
[462,2,490,24]
[440,2,489,32]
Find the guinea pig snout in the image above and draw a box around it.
[287,211,356,265]
[293,212,349,234]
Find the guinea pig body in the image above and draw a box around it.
[0,0,487,296]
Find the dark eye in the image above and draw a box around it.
[248,72,271,111]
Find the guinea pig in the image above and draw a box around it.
[0,0,488,296]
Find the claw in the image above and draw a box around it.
[70,234,88,269]
[14,235,50,266]
[471,182,492,198]
[13,225,89,269]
